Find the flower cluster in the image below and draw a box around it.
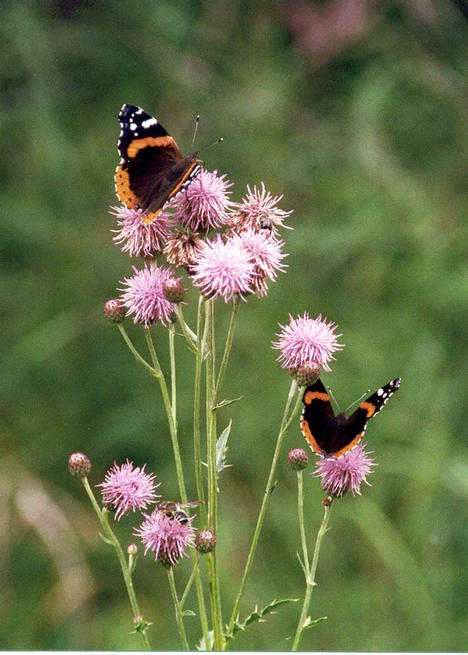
[92,459,198,565]
[106,168,292,324]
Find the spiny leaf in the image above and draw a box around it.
[212,395,243,410]
[303,615,327,629]
[225,598,298,641]
[216,420,232,474]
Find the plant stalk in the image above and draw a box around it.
[81,477,152,650]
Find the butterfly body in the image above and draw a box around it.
[300,377,401,459]
[115,104,201,223]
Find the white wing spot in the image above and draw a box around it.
[142,117,158,129]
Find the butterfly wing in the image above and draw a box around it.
[114,104,200,222]
[300,378,335,456]
[341,378,402,455]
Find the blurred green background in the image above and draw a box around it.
[1,0,468,650]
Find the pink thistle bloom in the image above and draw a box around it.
[97,460,160,520]
[272,312,344,372]
[231,229,287,297]
[190,235,255,302]
[134,509,195,566]
[174,169,233,232]
[110,205,173,258]
[228,182,293,236]
[313,444,376,497]
[119,264,180,327]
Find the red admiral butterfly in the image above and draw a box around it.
[300,377,401,459]
[115,104,201,224]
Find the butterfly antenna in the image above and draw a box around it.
[191,114,200,148]
[326,385,340,412]
[344,389,371,414]
[207,136,224,149]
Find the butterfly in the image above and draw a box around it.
[300,377,401,458]
[114,103,201,224]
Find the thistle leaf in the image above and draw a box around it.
[212,395,243,410]
[216,420,232,474]
[225,598,298,641]
[303,615,328,629]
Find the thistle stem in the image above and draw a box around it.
[144,329,186,503]
[297,470,310,578]
[81,477,152,650]
[291,498,333,651]
[225,379,302,643]
[205,299,225,650]
[193,296,207,522]
[175,304,198,351]
[167,567,190,651]
[117,325,157,376]
[215,295,240,399]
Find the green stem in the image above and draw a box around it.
[214,295,240,400]
[193,296,207,522]
[225,379,302,643]
[144,328,187,503]
[118,325,157,376]
[204,299,224,650]
[291,498,333,651]
[169,323,177,425]
[175,304,198,351]
[144,327,210,643]
[180,555,201,609]
[297,470,310,578]
[81,477,152,650]
[167,567,190,651]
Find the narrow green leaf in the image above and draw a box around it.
[216,420,232,474]
[212,395,243,410]
[225,598,298,641]
[303,615,327,629]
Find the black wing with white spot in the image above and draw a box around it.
[345,377,401,440]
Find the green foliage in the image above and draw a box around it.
[1,0,467,651]
[225,598,299,642]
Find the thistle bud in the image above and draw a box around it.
[68,452,91,477]
[103,298,126,323]
[127,543,138,556]
[163,278,186,303]
[195,529,217,554]
[287,448,309,471]
[290,364,321,387]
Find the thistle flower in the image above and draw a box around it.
[228,182,293,236]
[190,235,255,302]
[119,264,180,327]
[174,169,233,231]
[110,206,172,258]
[231,229,287,297]
[164,230,205,269]
[313,444,376,497]
[97,460,160,520]
[134,509,196,566]
[272,312,343,372]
